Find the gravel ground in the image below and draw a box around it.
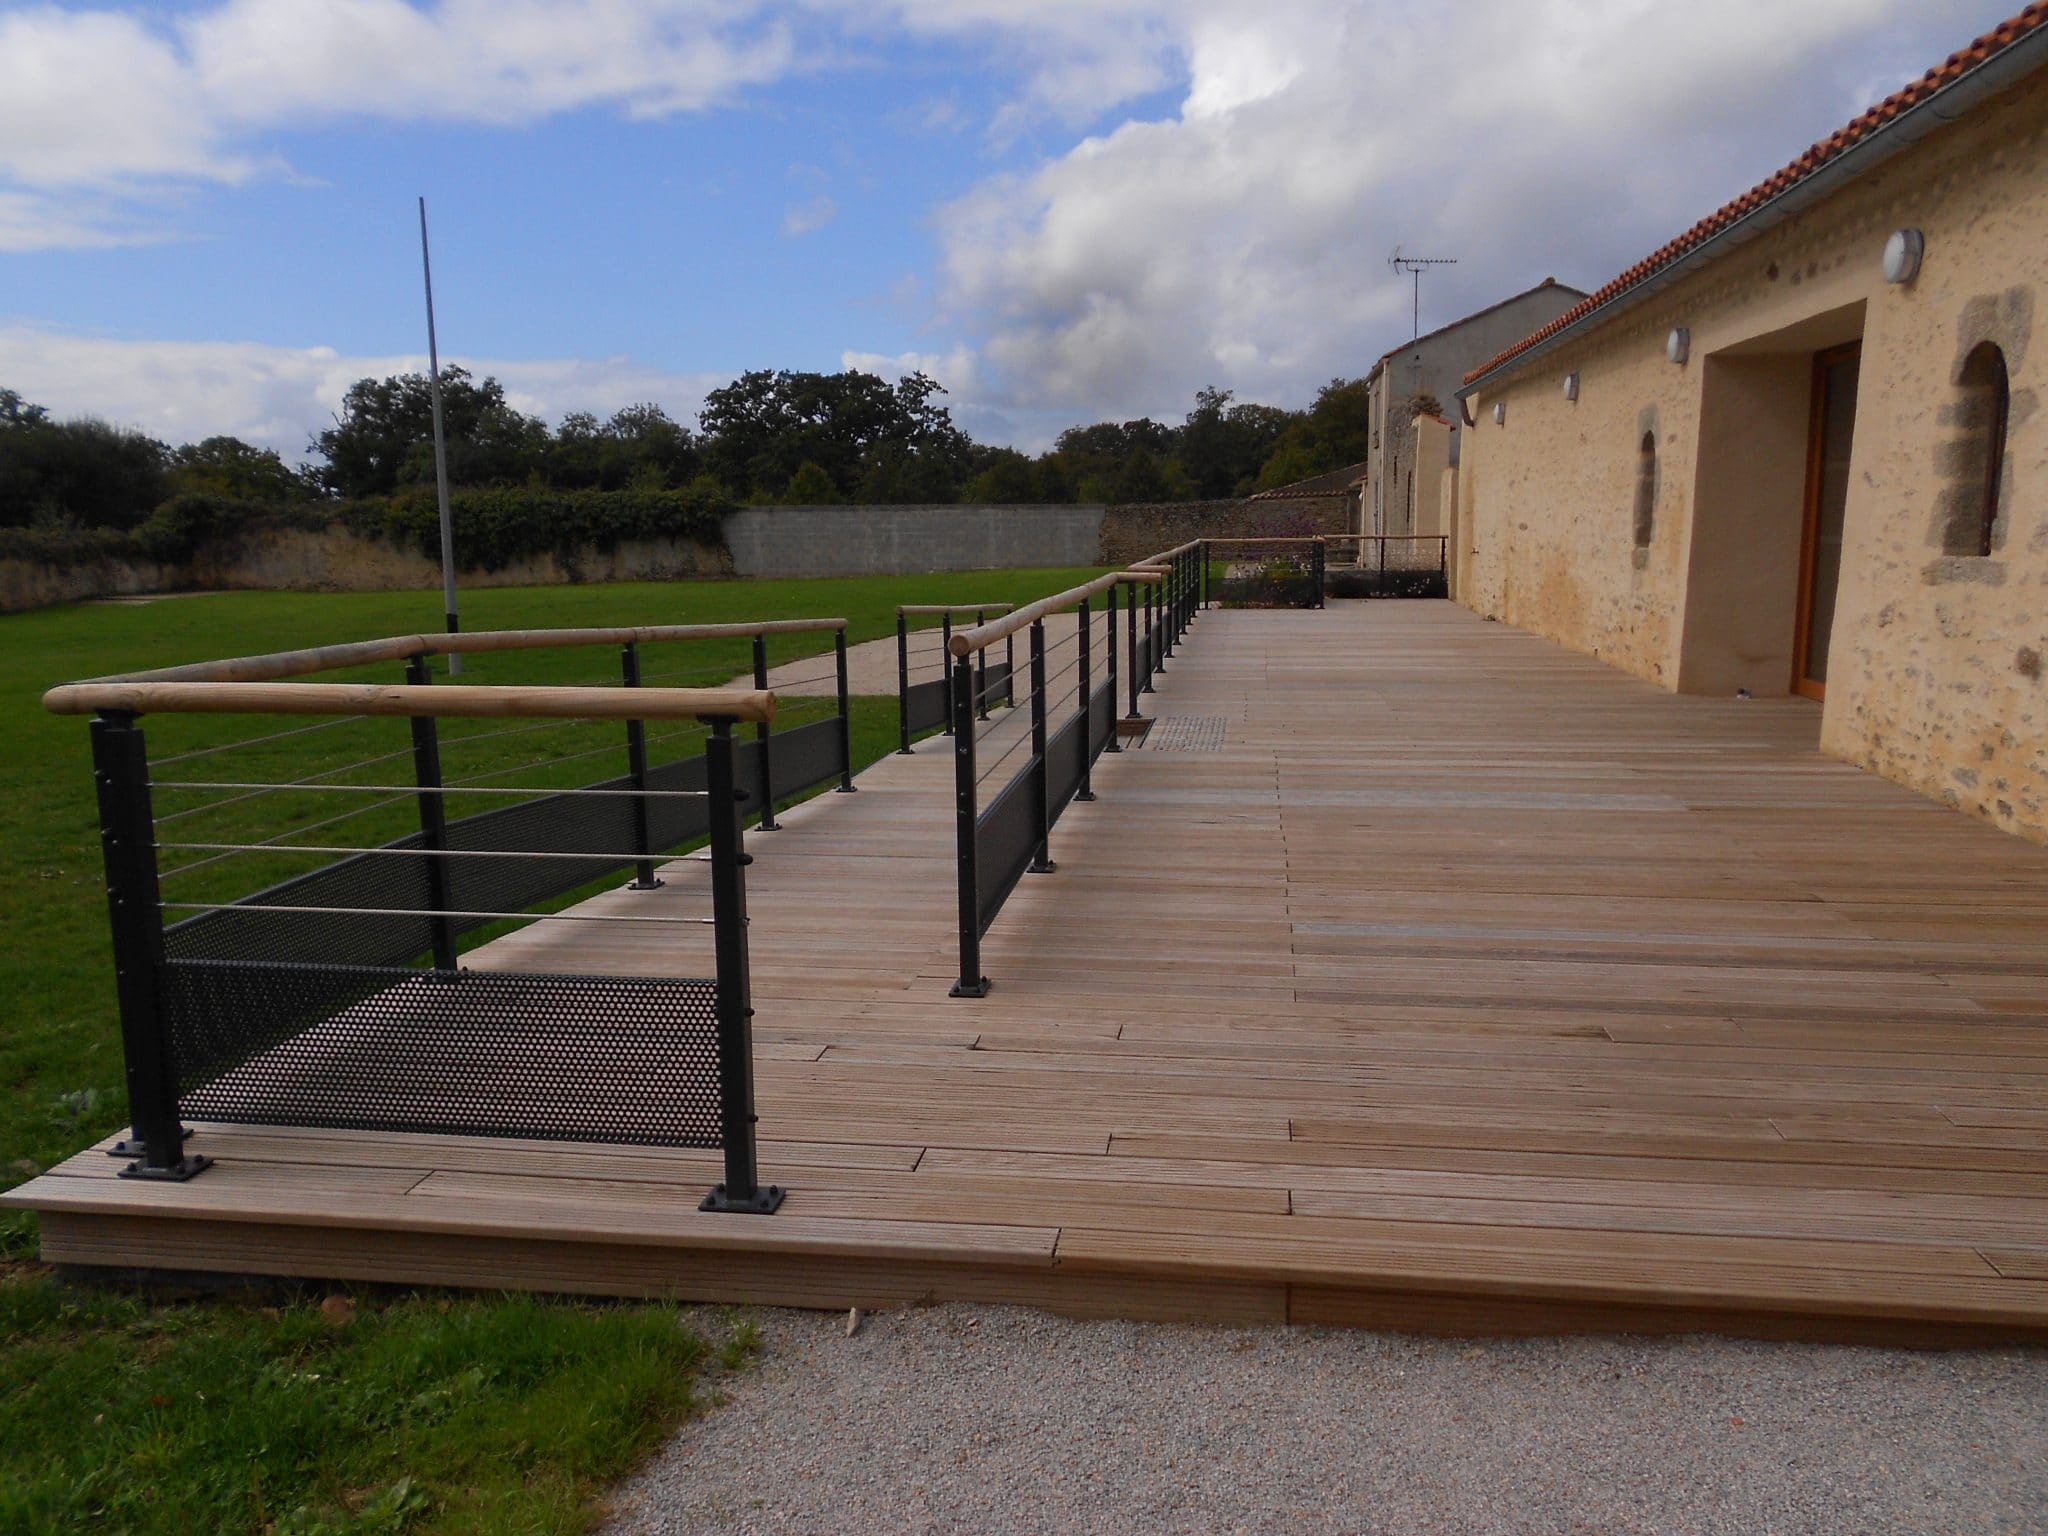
[603,1304,2048,1536]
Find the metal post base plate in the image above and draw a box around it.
[950,976,992,999]
[1029,859,1058,874]
[700,1183,786,1214]
[626,877,666,891]
[108,1127,193,1158]
[120,1154,213,1182]
[834,784,858,793]
[1075,789,1097,801]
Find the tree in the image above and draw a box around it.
[783,460,842,504]
[170,436,317,502]
[0,404,169,529]
[1253,376,1368,488]
[961,447,1044,504]
[699,369,970,501]
[311,368,548,498]
[1178,385,1297,499]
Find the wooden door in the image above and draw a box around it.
[1793,343,1861,700]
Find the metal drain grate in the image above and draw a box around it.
[1146,716,1228,752]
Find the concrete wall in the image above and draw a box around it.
[1458,72,2048,843]
[724,504,1104,578]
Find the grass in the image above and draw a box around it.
[0,566,1099,1535]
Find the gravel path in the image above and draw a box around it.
[603,1305,2048,1535]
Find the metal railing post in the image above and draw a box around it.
[834,627,857,792]
[1028,620,1056,874]
[941,615,955,736]
[91,711,209,1181]
[975,611,991,722]
[1103,583,1121,751]
[1439,535,1448,592]
[1162,559,1176,663]
[621,642,663,889]
[751,634,778,831]
[1005,629,1016,706]
[1076,599,1096,800]
[1314,539,1327,609]
[949,654,990,998]
[896,612,913,754]
[700,717,782,1214]
[1125,579,1142,718]
[1142,581,1158,693]
[404,654,459,970]
[1379,534,1388,597]
[1199,540,1209,610]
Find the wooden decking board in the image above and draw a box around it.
[10,601,2048,1340]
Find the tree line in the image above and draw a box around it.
[0,369,1367,536]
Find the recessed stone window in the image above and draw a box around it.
[1632,430,1658,552]
[1951,342,2011,557]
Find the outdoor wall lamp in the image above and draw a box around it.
[1883,228,1925,285]
[1562,373,1580,403]
[1492,400,1507,426]
[1666,327,1691,365]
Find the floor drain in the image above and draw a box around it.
[1146,716,1228,751]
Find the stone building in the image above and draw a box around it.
[1454,5,2047,843]
[1362,278,1587,540]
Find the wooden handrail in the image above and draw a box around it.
[897,603,1017,617]
[43,682,777,724]
[1131,539,1204,566]
[948,572,1135,657]
[75,618,848,687]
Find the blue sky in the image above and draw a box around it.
[0,1,2022,457]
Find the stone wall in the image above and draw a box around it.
[1098,497,1349,566]
[725,504,1105,578]
[1457,72,2047,844]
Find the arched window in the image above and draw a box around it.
[1957,342,2010,556]
[1633,431,1657,549]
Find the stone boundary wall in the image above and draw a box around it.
[1098,497,1351,566]
[724,504,1105,578]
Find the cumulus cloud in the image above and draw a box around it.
[0,325,726,457]
[923,0,2006,425]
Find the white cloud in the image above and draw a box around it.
[0,325,726,457]
[916,0,2017,427]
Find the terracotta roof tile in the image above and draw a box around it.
[1461,3,2048,387]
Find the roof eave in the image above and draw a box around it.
[1456,24,2048,400]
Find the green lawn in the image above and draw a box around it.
[0,566,1097,1535]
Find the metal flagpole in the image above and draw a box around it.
[419,196,461,674]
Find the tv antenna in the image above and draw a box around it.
[1388,247,1457,342]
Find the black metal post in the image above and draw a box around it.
[92,712,209,1180]
[1314,538,1327,609]
[941,615,954,737]
[1142,580,1157,693]
[751,634,778,832]
[700,718,782,1214]
[896,612,913,754]
[1199,540,1209,610]
[834,627,857,791]
[1028,621,1055,874]
[1162,559,1176,663]
[1005,628,1016,707]
[1439,535,1448,591]
[1076,599,1096,800]
[975,611,991,722]
[948,655,989,998]
[621,642,663,889]
[1380,534,1387,597]
[405,654,459,971]
[1125,579,1142,719]
[1103,583,1121,750]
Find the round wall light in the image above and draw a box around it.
[1666,327,1691,365]
[1563,372,1580,403]
[1882,228,1925,285]
[1492,400,1507,426]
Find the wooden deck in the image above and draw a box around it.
[16,601,2048,1341]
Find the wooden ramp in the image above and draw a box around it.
[16,602,2048,1341]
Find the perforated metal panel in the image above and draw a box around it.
[904,676,949,736]
[164,960,722,1146]
[1045,708,1085,827]
[976,764,1040,934]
